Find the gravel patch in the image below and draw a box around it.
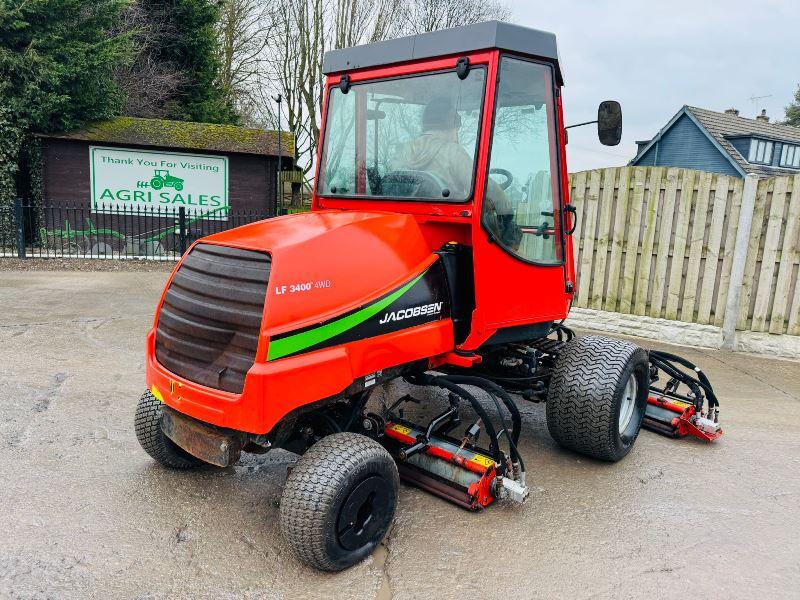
[0,258,176,272]
[2,271,799,598]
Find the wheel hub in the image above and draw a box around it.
[337,475,390,551]
[619,373,638,432]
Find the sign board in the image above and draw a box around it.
[89,146,229,219]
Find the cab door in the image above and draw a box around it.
[464,55,571,348]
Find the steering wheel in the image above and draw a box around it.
[489,168,514,190]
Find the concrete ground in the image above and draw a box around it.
[1,269,799,600]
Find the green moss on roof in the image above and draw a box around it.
[40,117,294,157]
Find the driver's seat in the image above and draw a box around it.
[380,170,449,199]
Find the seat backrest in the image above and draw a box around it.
[379,170,449,199]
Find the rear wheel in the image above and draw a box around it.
[135,391,202,469]
[546,335,649,461]
[280,432,399,571]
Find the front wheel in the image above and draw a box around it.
[134,391,202,469]
[280,432,399,571]
[546,335,649,461]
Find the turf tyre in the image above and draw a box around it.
[280,432,399,571]
[135,391,202,469]
[546,335,649,462]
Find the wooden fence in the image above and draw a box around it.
[568,167,800,337]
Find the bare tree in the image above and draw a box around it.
[114,2,188,119]
[215,0,276,122]
[401,0,511,34]
[246,0,403,177]
[333,0,403,48]
[231,0,512,195]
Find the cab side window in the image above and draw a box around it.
[482,57,562,265]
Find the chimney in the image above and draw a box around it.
[756,109,769,123]
[725,108,739,116]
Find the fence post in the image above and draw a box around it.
[178,207,187,255]
[721,174,759,350]
[14,198,26,259]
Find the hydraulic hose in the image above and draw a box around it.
[407,373,505,472]
[549,322,575,342]
[649,350,718,409]
[649,355,704,408]
[320,412,342,433]
[649,350,719,410]
[436,374,523,469]
[439,376,519,440]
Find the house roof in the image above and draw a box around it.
[322,20,563,84]
[686,106,800,177]
[37,117,295,158]
[631,105,800,177]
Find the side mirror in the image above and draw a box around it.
[598,100,622,146]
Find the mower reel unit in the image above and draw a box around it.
[134,21,723,572]
[643,351,723,441]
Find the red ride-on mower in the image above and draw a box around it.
[135,21,722,571]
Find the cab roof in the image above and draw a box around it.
[322,20,563,85]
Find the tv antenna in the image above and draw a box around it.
[749,94,772,114]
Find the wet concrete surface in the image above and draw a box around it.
[0,270,798,599]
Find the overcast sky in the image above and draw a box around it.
[511,0,799,172]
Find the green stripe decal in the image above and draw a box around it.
[267,270,428,361]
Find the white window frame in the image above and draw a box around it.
[748,139,774,164]
[779,144,800,168]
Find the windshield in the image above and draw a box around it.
[317,68,486,201]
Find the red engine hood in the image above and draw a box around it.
[198,210,438,340]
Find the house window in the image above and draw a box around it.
[748,139,774,164]
[779,144,800,168]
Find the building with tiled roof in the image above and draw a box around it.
[630,105,800,178]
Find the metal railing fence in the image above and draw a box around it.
[1,200,271,260]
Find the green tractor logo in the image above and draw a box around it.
[148,169,184,191]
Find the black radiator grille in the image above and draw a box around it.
[155,244,271,393]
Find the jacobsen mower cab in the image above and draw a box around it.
[136,21,722,571]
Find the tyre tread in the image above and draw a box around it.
[546,335,647,461]
[134,391,200,469]
[280,432,398,571]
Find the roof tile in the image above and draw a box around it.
[686,106,800,177]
